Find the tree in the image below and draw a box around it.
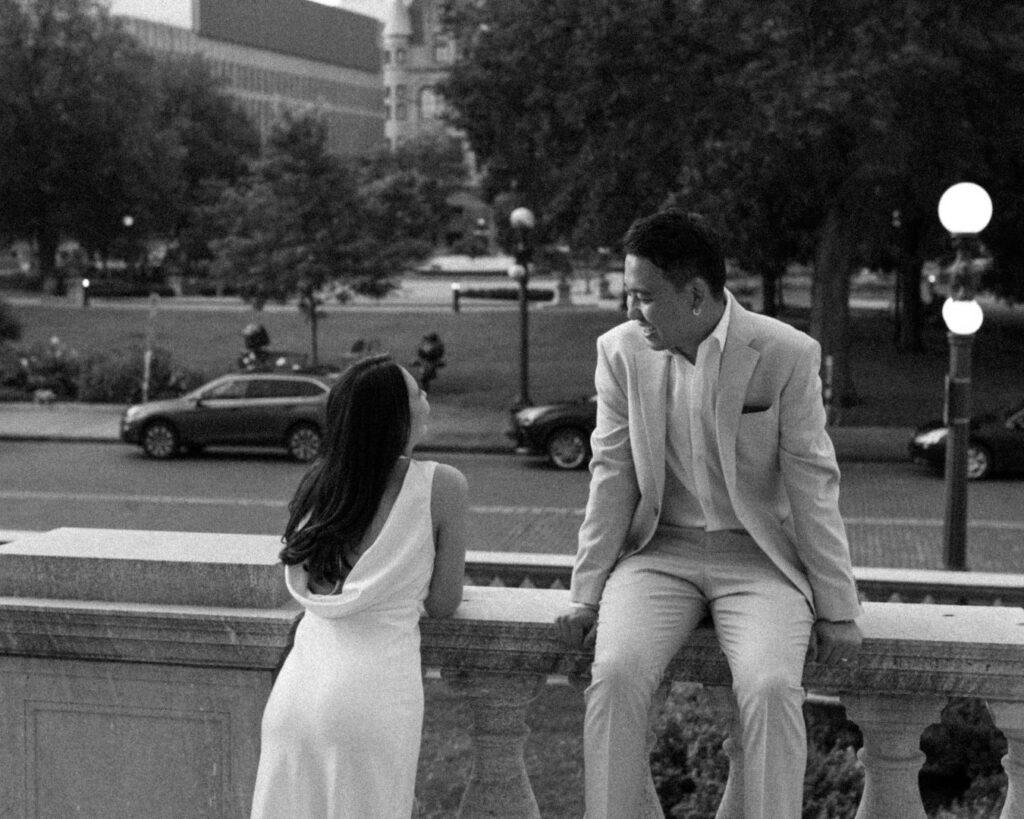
[440,0,698,247]
[154,54,260,282]
[440,0,1024,409]
[208,110,420,366]
[354,132,468,251]
[0,0,181,283]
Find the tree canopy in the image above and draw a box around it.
[0,0,176,278]
[439,0,1024,404]
[0,0,261,285]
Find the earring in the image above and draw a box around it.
[692,307,701,317]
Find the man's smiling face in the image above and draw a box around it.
[623,254,699,353]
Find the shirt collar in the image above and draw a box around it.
[665,289,733,358]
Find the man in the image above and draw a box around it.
[555,209,862,819]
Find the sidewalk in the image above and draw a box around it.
[0,398,911,461]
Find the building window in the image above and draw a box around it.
[433,36,455,65]
[383,50,391,65]
[396,103,407,121]
[396,49,407,65]
[419,87,442,120]
[385,104,391,120]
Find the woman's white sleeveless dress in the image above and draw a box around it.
[250,459,438,819]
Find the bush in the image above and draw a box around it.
[77,346,205,404]
[650,687,1007,818]
[650,686,865,818]
[0,297,22,343]
[458,286,554,302]
[9,336,81,398]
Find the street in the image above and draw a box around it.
[2,440,1023,572]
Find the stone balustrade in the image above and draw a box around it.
[1,528,1023,817]
[465,550,1024,606]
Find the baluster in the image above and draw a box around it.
[984,700,1024,818]
[441,668,546,819]
[843,694,946,819]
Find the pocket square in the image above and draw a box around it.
[741,404,771,414]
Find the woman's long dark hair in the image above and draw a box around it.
[279,354,411,583]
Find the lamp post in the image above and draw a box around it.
[508,206,535,409]
[937,182,991,570]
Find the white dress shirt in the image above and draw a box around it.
[659,290,744,533]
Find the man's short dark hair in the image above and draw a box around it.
[622,209,727,296]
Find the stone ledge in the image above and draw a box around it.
[0,528,287,608]
[0,597,300,670]
[2,588,1023,700]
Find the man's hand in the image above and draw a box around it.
[808,619,863,666]
[554,606,598,650]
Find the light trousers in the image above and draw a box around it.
[583,529,814,819]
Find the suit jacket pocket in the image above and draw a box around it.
[742,404,772,414]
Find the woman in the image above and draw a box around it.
[251,354,468,818]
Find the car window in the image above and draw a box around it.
[201,379,248,400]
[247,379,325,398]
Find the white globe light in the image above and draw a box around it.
[507,264,527,280]
[941,297,984,335]
[937,183,992,234]
[509,207,536,230]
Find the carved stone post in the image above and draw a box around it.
[704,685,744,819]
[844,694,946,819]
[984,700,1024,818]
[441,668,546,819]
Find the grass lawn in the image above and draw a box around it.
[8,298,1024,425]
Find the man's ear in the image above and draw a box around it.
[689,277,710,312]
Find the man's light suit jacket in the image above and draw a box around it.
[570,296,862,622]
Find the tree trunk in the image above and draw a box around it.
[893,255,927,352]
[809,209,859,417]
[761,268,778,316]
[36,227,60,292]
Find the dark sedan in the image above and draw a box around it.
[508,395,597,470]
[908,400,1024,480]
[121,372,336,461]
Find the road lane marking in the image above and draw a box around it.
[471,505,585,516]
[844,516,1024,531]
[0,492,585,516]
[0,490,287,508]
[4,492,1024,531]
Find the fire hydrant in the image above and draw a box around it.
[412,332,446,392]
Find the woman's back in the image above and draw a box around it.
[250,459,438,819]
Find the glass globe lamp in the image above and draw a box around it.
[937,183,992,235]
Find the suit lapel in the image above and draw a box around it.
[716,299,760,492]
[635,345,670,502]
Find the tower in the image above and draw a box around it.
[382,0,414,147]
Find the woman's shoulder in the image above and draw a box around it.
[422,460,468,516]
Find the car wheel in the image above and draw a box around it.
[546,427,589,470]
[141,421,178,459]
[966,443,993,480]
[287,423,322,462]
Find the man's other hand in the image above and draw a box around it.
[554,606,598,650]
[808,619,863,666]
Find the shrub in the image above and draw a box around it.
[13,336,81,398]
[77,346,205,404]
[651,689,1009,818]
[0,297,22,343]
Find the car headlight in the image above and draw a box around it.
[123,406,143,422]
[914,427,948,447]
[514,407,549,426]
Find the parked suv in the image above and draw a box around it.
[120,372,336,461]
